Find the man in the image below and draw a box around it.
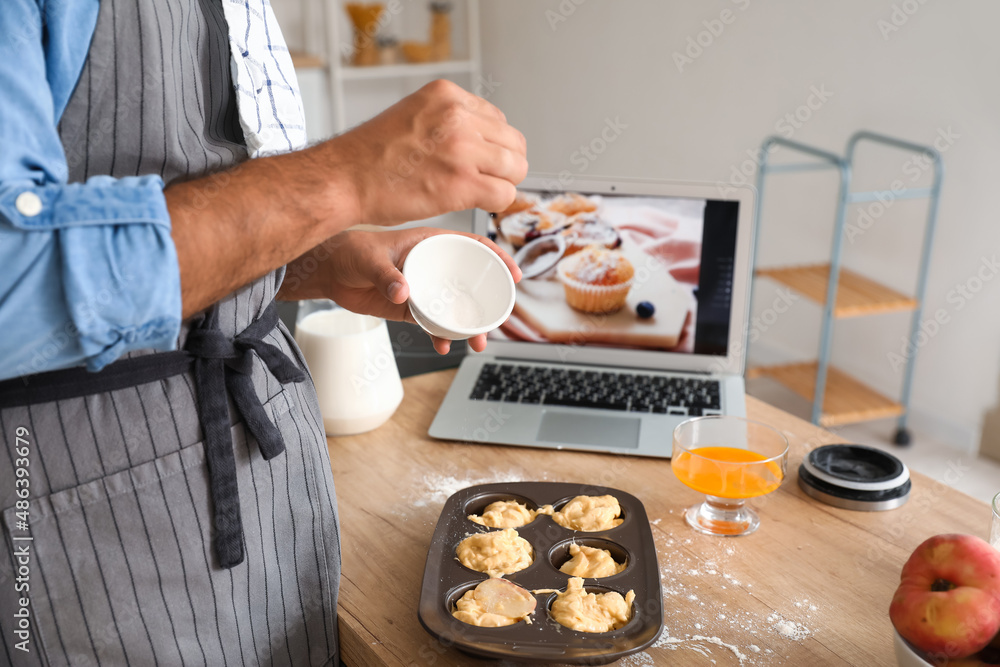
[0,0,527,664]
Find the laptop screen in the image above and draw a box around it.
[486,188,740,357]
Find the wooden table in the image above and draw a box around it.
[327,370,990,666]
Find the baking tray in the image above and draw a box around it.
[417,482,663,664]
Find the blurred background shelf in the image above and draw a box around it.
[747,362,905,427]
[340,59,478,80]
[750,133,943,443]
[756,263,919,318]
[293,0,482,134]
[290,51,325,69]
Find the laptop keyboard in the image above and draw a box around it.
[469,363,721,416]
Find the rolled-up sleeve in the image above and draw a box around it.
[0,0,182,380]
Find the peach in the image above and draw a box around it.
[890,534,1000,660]
[949,633,1000,665]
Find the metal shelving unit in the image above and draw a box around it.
[749,131,944,444]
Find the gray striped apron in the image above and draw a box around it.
[0,0,340,665]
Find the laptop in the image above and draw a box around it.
[428,175,755,458]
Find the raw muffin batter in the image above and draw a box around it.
[551,495,624,532]
[468,500,543,528]
[452,578,537,627]
[550,577,635,633]
[456,528,533,576]
[559,543,626,578]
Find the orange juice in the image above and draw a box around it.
[672,446,783,499]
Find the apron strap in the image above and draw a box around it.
[0,301,307,570]
[184,302,307,568]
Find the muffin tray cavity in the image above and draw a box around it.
[417,482,663,664]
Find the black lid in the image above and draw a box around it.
[810,444,905,484]
[803,444,909,492]
[798,464,910,511]
[798,444,910,511]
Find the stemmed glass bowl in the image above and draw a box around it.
[672,416,789,536]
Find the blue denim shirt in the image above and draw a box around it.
[0,0,182,380]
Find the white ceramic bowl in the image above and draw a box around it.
[402,235,516,341]
[893,629,935,667]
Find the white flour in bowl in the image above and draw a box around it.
[418,280,487,331]
[437,286,485,330]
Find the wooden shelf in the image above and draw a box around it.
[290,51,325,69]
[289,55,477,80]
[756,263,918,318]
[339,59,477,81]
[747,362,904,427]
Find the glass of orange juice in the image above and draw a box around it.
[672,416,789,536]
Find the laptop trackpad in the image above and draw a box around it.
[536,411,641,449]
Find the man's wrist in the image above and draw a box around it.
[299,138,364,235]
[276,233,341,302]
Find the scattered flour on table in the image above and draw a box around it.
[633,632,750,665]
[769,614,812,641]
[618,651,656,666]
[640,522,820,664]
[407,471,528,509]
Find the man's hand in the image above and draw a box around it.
[316,79,529,227]
[279,228,523,354]
[169,79,527,319]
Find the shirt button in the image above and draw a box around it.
[15,192,43,217]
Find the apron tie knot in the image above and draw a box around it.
[0,300,306,570]
[186,302,307,568]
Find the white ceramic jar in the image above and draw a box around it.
[294,300,404,436]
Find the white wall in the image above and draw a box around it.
[275,0,1000,452]
[474,0,1000,451]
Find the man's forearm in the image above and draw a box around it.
[166,143,358,318]
[168,79,527,319]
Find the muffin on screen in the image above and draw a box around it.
[547,193,599,218]
[557,245,635,314]
[562,212,621,255]
[500,208,568,249]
